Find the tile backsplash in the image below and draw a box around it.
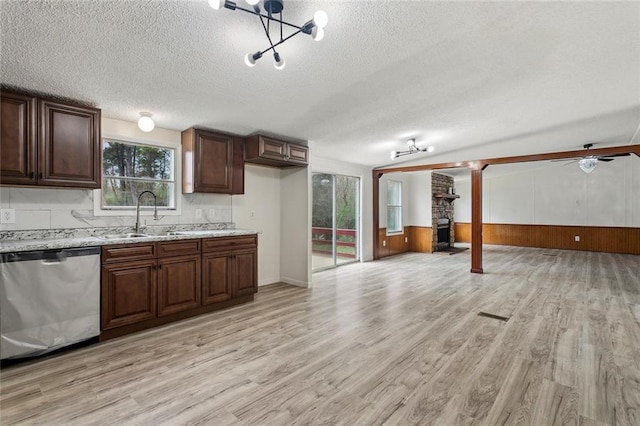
[0,187,233,231]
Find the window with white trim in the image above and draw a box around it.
[387,180,402,234]
[101,139,176,210]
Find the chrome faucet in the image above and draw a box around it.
[135,190,159,233]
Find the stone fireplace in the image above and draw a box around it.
[431,172,458,251]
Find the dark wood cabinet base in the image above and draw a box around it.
[99,294,254,341]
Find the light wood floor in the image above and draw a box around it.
[1,245,639,425]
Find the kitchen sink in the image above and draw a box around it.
[145,231,189,236]
[98,233,150,240]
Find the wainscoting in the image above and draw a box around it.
[378,227,410,258]
[378,227,433,256]
[407,226,433,253]
[455,223,640,255]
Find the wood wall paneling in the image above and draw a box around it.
[408,226,433,253]
[378,227,412,257]
[378,228,390,258]
[389,228,410,256]
[454,223,640,255]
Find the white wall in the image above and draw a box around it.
[232,164,281,286]
[454,156,640,226]
[311,156,373,261]
[280,166,311,287]
[407,172,432,227]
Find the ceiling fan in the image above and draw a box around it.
[555,143,630,173]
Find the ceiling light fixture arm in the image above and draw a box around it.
[212,0,327,69]
[390,139,435,160]
[257,29,303,56]
[228,2,306,31]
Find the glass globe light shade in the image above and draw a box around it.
[578,157,598,173]
[311,26,324,41]
[313,10,328,28]
[244,53,257,67]
[274,56,285,70]
[137,114,155,132]
[208,0,222,10]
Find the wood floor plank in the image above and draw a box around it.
[0,245,638,425]
[530,379,579,426]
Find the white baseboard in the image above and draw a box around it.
[280,276,309,288]
[258,277,280,286]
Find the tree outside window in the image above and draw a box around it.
[102,139,175,209]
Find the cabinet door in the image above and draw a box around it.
[157,255,201,316]
[194,130,233,193]
[286,144,309,165]
[0,92,37,185]
[101,260,157,330]
[259,137,286,160]
[39,99,101,188]
[233,248,258,297]
[202,251,232,305]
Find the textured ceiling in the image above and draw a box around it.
[1,0,639,168]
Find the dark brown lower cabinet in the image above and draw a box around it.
[157,254,201,316]
[233,249,258,297]
[202,235,258,301]
[202,252,232,305]
[101,259,157,330]
[100,235,257,340]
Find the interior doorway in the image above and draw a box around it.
[312,173,360,271]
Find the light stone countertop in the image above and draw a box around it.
[0,229,258,254]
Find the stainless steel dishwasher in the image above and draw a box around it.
[1,246,100,359]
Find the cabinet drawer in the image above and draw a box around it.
[287,144,308,165]
[157,239,201,258]
[102,244,156,263]
[203,236,257,252]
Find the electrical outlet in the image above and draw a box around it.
[405,237,408,243]
[0,209,16,224]
[383,240,386,247]
[574,235,580,242]
[208,209,216,219]
[250,211,256,220]
[195,209,202,219]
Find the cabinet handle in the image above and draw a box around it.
[159,263,162,269]
[29,172,34,179]
[38,172,43,179]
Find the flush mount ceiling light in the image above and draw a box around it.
[208,0,328,70]
[390,139,435,160]
[137,112,155,132]
[578,156,598,173]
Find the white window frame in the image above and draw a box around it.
[387,179,403,235]
[93,135,182,217]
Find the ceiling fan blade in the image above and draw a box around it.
[599,158,615,162]
[602,153,631,158]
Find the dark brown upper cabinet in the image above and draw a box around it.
[245,134,308,168]
[0,92,37,185]
[182,128,244,194]
[0,90,101,188]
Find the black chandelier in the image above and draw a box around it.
[390,139,435,160]
[208,0,328,70]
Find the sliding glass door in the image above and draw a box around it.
[312,173,360,271]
